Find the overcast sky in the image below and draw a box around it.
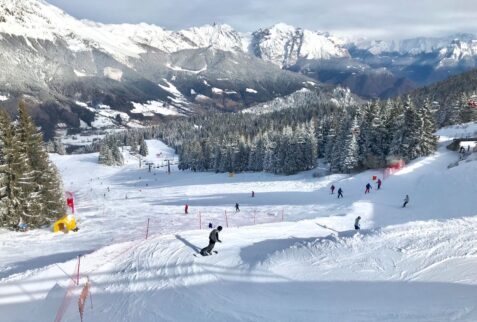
[48,0,477,40]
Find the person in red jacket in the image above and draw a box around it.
[185,204,189,214]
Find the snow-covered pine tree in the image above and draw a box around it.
[401,98,422,160]
[110,142,124,166]
[303,122,318,170]
[139,139,149,157]
[247,136,264,172]
[358,103,374,165]
[388,99,407,161]
[281,127,300,175]
[0,110,15,227]
[341,116,360,173]
[99,136,124,166]
[459,92,477,123]
[54,138,66,155]
[323,128,336,164]
[417,99,438,156]
[330,119,348,173]
[16,102,65,227]
[130,141,138,154]
[188,141,203,171]
[313,117,326,158]
[262,133,275,173]
[443,95,462,126]
[235,140,250,173]
[360,102,388,168]
[98,143,113,165]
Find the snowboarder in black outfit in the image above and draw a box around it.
[252,191,255,198]
[337,188,343,198]
[377,179,382,190]
[235,203,240,212]
[402,195,409,208]
[354,216,361,230]
[365,183,372,194]
[200,226,222,256]
[330,185,335,194]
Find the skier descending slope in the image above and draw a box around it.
[403,195,410,208]
[365,183,372,194]
[377,178,382,190]
[200,226,222,256]
[330,185,335,194]
[337,188,343,199]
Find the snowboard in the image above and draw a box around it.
[193,250,218,257]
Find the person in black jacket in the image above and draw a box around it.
[200,226,223,256]
[402,195,410,208]
[365,183,372,194]
[354,216,361,230]
[337,188,343,199]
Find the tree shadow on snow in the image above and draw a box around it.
[0,249,95,280]
[7,280,477,322]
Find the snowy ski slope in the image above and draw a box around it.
[0,124,477,321]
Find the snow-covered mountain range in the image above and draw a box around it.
[0,0,477,136]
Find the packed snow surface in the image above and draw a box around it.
[0,124,477,321]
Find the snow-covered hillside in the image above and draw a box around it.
[0,123,477,321]
[249,23,349,68]
[0,1,347,65]
[2,0,477,129]
[242,87,358,115]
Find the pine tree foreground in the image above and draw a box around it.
[0,102,65,230]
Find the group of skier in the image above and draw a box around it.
[330,178,411,231]
[330,185,343,198]
[196,178,412,255]
[185,200,246,216]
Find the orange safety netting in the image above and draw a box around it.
[78,280,91,322]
